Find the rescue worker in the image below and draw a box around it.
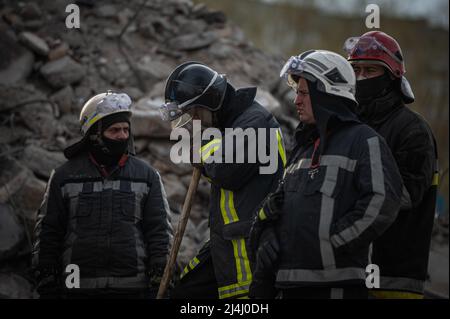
[32,91,172,299]
[249,50,403,299]
[160,62,286,299]
[344,31,439,298]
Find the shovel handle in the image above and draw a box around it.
[156,167,202,299]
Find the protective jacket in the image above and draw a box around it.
[32,152,172,291]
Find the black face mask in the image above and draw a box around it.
[356,72,394,104]
[89,135,129,167]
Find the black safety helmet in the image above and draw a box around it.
[160,62,227,122]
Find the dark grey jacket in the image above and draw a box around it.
[32,153,171,289]
[274,84,403,289]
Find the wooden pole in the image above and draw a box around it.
[156,167,202,299]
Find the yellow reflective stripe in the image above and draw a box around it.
[228,191,239,222]
[241,240,252,282]
[200,138,222,153]
[220,189,239,225]
[180,257,201,279]
[218,280,251,299]
[232,240,243,282]
[84,113,101,131]
[370,290,424,299]
[259,208,267,221]
[201,145,220,162]
[200,138,222,162]
[432,172,439,186]
[220,189,230,224]
[276,129,287,168]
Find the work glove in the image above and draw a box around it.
[248,188,284,261]
[249,227,279,299]
[34,266,62,299]
[147,265,166,298]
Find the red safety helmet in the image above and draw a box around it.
[344,31,405,78]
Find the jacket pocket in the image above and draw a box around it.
[304,166,343,198]
[74,192,97,238]
[115,191,136,221]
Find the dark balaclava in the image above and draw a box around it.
[88,112,131,167]
[355,70,402,123]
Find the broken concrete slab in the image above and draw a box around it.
[0,204,25,262]
[50,86,74,115]
[21,145,66,179]
[169,31,218,51]
[18,31,49,56]
[40,56,86,88]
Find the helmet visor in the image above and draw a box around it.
[344,36,402,64]
[280,56,313,91]
[160,72,220,122]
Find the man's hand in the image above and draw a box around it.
[147,265,165,298]
[34,267,61,299]
[248,227,280,299]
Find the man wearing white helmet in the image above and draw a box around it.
[248,50,403,298]
[32,92,172,299]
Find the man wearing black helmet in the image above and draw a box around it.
[32,92,172,299]
[160,62,286,299]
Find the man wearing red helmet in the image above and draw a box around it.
[344,31,439,299]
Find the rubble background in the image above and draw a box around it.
[0,0,447,298]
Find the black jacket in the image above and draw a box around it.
[361,91,438,294]
[32,153,172,290]
[274,85,403,289]
[186,85,285,299]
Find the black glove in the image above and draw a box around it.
[34,267,62,299]
[147,265,165,298]
[255,227,279,275]
[249,227,279,299]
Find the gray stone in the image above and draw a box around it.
[0,83,45,112]
[0,30,34,86]
[40,56,86,88]
[48,42,70,61]
[148,140,173,160]
[20,2,43,20]
[19,102,59,138]
[162,174,188,205]
[0,126,32,145]
[0,204,24,262]
[132,97,172,138]
[0,159,29,204]
[12,173,47,215]
[255,88,282,117]
[179,19,207,35]
[197,10,226,25]
[0,273,35,299]
[21,145,65,179]
[95,4,118,18]
[195,219,210,245]
[209,41,234,60]
[123,87,144,101]
[133,139,149,154]
[50,86,74,114]
[169,31,218,51]
[18,32,49,56]
[137,59,173,88]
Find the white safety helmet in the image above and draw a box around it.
[280,50,357,103]
[79,91,132,136]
